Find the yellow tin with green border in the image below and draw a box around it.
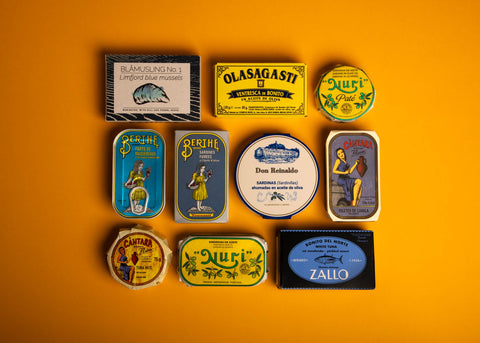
[179,235,268,286]
[315,65,375,122]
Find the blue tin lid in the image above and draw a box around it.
[235,134,319,219]
[112,129,165,218]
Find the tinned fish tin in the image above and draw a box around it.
[107,225,172,290]
[314,65,375,122]
[326,131,380,221]
[175,131,228,223]
[112,129,165,218]
[106,55,200,122]
[277,230,375,289]
[235,134,319,219]
[215,63,307,117]
[179,235,268,286]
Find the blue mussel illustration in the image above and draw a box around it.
[133,83,170,105]
[314,255,343,265]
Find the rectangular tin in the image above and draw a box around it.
[112,129,165,218]
[175,131,228,223]
[326,130,380,221]
[179,235,268,286]
[215,63,307,117]
[106,55,200,122]
[277,230,375,289]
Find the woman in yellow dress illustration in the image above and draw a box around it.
[188,163,212,211]
[332,148,362,206]
[124,160,151,213]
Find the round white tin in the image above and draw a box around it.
[235,134,319,219]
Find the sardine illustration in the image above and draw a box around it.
[314,255,343,265]
[133,83,170,105]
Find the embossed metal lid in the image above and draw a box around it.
[314,65,375,122]
[235,134,319,219]
[107,225,172,290]
[178,235,268,286]
[112,129,165,219]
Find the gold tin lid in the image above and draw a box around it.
[178,235,268,286]
[315,65,375,122]
[107,225,172,290]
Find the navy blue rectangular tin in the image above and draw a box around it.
[277,230,375,289]
[174,131,229,223]
[112,129,165,218]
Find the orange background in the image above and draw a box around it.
[1,0,479,342]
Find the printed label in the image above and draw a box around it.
[110,232,166,287]
[236,135,318,219]
[113,129,165,218]
[175,132,228,222]
[114,62,190,114]
[315,66,374,122]
[288,236,367,284]
[179,237,267,286]
[215,63,306,116]
[327,132,379,220]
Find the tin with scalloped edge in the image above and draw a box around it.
[277,230,375,289]
[113,129,165,218]
[326,130,380,221]
[179,235,267,286]
[107,225,172,290]
[235,134,319,219]
[315,65,375,122]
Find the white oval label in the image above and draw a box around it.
[235,134,319,219]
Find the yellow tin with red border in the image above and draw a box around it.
[107,225,172,290]
[314,65,375,122]
[179,235,268,286]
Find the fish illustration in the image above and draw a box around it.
[133,83,170,105]
[314,255,343,265]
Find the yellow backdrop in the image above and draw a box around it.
[1,0,479,342]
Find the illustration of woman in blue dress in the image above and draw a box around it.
[187,163,212,211]
[333,148,362,206]
[117,247,134,282]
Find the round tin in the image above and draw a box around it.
[314,65,375,122]
[235,134,319,219]
[107,225,172,290]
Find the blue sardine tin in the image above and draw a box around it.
[277,230,375,289]
[175,131,228,223]
[112,129,165,218]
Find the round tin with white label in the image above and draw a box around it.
[314,65,375,122]
[235,134,319,219]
